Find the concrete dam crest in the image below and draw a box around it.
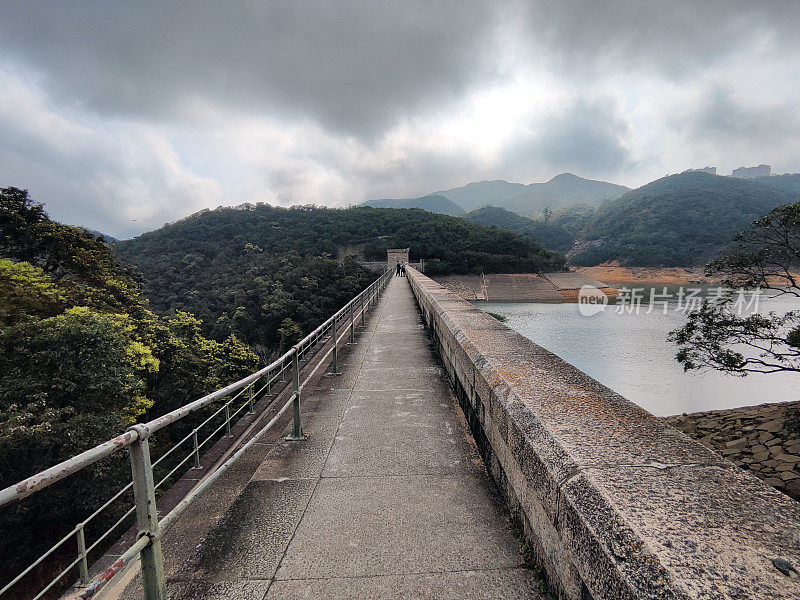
[59,271,800,600]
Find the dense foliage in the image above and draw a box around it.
[571,172,799,266]
[115,204,566,352]
[0,188,260,592]
[752,174,800,195]
[671,202,800,375]
[465,205,587,253]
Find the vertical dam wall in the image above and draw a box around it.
[433,272,617,302]
[406,267,800,600]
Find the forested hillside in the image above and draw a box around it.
[433,180,526,210]
[359,194,465,216]
[498,172,629,214]
[752,174,800,195]
[0,188,260,589]
[115,204,565,353]
[567,172,800,266]
[465,206,579,253]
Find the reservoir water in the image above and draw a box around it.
[479,286,800,416]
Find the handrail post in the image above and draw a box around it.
[287,348,305,440]
[329,315,340,375]
[76,524,89,585]
[192,429,201,469]
[225,403,232,437]
[248,383,254,414]
[128,425,167,600]
[360,292,365,327]
[349,303,355,343]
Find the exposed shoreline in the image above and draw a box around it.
[574,263,719,285]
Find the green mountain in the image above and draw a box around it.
[115,204,565,349]
[433,180,526,211]
[752,174,800,195]
[363,173,628,217]
[359,194,465,216]
[571,172,800,267]
[500,173,630,215]
[465,206,578,254]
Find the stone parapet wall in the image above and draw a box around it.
[666,401,800,501]
[406,267,800,600]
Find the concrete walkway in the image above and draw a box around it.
[153,277,543,599]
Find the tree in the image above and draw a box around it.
[0,259,67,325]
[670,203,800,375]
[0,191,261,586]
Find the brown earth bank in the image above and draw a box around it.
[558,286,619,301]
[576,261,800,286]
[665,400,800,501]
[574,262,719,285]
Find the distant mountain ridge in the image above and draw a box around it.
[359,194,465,216]
[360,173,629,217]
[498,173,630,214]
[464,172,800,267]
[570,171,800,266]
[433,180,527,210]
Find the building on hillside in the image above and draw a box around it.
[387,248,410,267]
[684,166,717,175]
[732,164,771,178]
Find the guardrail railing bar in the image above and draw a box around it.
[0,522,76,596]
[32,553,84,600]
[156,394,295,538]
[81,480,133,528]
[77,533,150,600]
[0,269,392,600]
[85,505,135,556]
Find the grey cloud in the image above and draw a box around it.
[0,1,498,137]
[2,1,800,234]
[501,99,634,179]
[685,88,800,142]
[0,84,221,238]
[514,0,800,80]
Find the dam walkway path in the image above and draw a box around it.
[115,276,543,600]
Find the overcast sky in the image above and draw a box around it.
[2,1,800,238]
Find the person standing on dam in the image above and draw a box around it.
[395,261,401,276]
[400,262,406,277]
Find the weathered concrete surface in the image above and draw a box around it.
[666,400,800,500]
[113,276,543,599]
[407,267,800,600]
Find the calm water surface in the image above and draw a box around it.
[480,287,800,416]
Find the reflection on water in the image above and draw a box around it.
[479,286,800,417]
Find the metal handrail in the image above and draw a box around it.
[0,268,392,600]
